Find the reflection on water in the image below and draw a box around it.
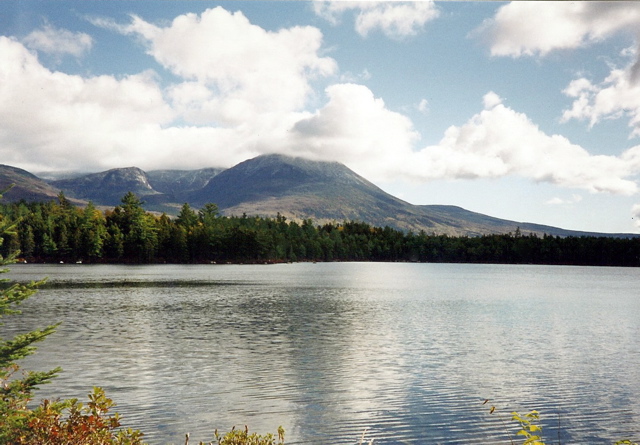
[3,263,640,444]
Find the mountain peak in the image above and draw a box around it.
[189,154,385,210]
[229,154,375,187]
[49,166,157,206]
[102,167,152,189]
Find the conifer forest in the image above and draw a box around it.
[1,192,638,267]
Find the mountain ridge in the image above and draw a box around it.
[0,164,86,205]
[0,156,634,238]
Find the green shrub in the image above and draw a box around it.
[484,399,638,445]
[204,425,285,445]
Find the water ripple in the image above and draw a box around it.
[2,263,640,444]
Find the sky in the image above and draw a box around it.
[2,1,640,234]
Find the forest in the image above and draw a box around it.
[0,192,639,267]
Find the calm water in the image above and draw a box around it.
[2,263,640,444]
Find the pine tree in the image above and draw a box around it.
[0,187,60,442]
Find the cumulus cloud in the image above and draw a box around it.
[404,93,640,195]
[417,98,429,114]
[477,1,640,149]
[0,36,173,171]
[476,2,640,57]
[4,5,640,200]
[313,0,439,39]
[290,83,420,178]
[112,7,336,126]
[288,87,640,195]
[0,36,266,172]
[22,24,93,58]
[562,60,640,138]
[5,27,639,197]
[0,8,338,173]
[482,91,502,110]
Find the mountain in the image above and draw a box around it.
[49,167,159,206]
[188,154,612,237]
[189,154,403,217]
[47,167,224,211]
[0,164,83,204]
[2,156,633,237]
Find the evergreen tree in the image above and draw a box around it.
[198,203,219,225]
[107,193,158,262]
[176,203,198,229]
[0,189,60,442]
[78,202,107,260]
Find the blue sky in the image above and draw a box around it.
[2,1,640,234]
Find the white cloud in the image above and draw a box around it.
[313,1,439,39]
[22,24,93,58]
[0,36,178,171]
[1,8,339,174]
[289,87,640,195]
[545,197,565,206]
[562,64,640,138]
[290,83,420,179]
[476,2,640,139]
[5,5,640,201]
[339,68,371,83]
[476,2,640,57]
[403,93,640,195]
[482,91,502,110]
[0,7,335,174]
[116,7,336,126]
[545,194,583,206]
[0,36,265,173]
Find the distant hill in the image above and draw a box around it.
[1,156,635,237]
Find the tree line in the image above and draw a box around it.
[0,192,639,266]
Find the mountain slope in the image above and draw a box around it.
[0,164,71,203]
[188,154,593,236]
[147,168,224,194]
[189,154,416,222]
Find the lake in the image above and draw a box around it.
[2,262,640,444]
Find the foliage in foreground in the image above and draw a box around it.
[194,425,285,445]
[484,400,638,445]
[13,387,144,445]
[1,187,145,444]
[1,196,59,442]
